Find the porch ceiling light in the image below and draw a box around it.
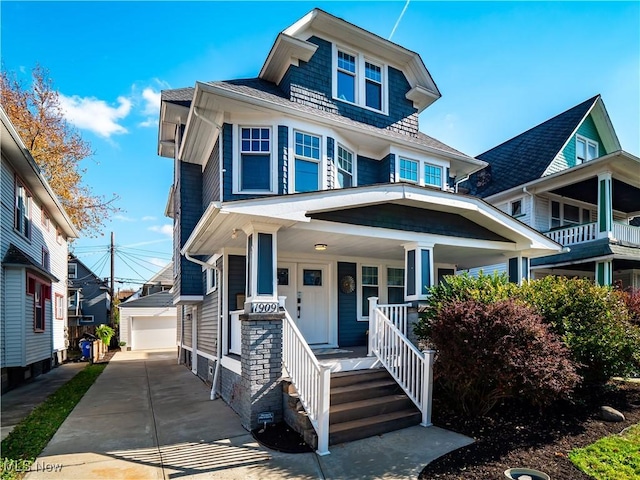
[231,229,238,240]
[314,243,328,251]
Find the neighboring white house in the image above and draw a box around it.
[1,107,78,391]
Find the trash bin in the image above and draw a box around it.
[79,339,92,360]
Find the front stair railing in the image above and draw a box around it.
[282,309,331,455]
[368,298,435,427]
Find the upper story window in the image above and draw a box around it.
[239,127,272,192]
[511,199,523,217]
[42,208,50,231]
[334,47,387,113]
[576,135,598,164]
[399,158,418,183]
[27,275,50,332]
[424,164,443,188]
[14,179,31,239]
[68,263,77,279]
[337,144,354,188]
[55,293,65,320]
[294,131,321,192]
[42,247,50,271]
[206,267,218,294]
[550,200,593,229]
[398,157,445,189]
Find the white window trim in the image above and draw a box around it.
[575,135,598,165]
[395,153,448,190]
[549,199,594,229]
[14,180,31,239]
[68,263,77,279]
[510,197,525,218]
[55,293,65,320]
[336,143,355,188]
[332,44,389,115]
[232,124,277,195]
[205,255,220,295]
[357,263,404,321]
[291,129,323,193]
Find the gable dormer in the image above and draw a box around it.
[259,9,441,136]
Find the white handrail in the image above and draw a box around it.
[614,222,640,245]
[282,309,331,455]
[368,297,435,427]
[377,302,412,335]
[544,223,597,245]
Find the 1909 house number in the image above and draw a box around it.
[251,302,279,313]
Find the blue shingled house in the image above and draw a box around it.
[463,95,640,287]
[158,9,561,453]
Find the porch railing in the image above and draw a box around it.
[377,302,412,335]
[544,222,597,246]
[368,297,435,427]
[614,222,640,245]
[282,309,331,456]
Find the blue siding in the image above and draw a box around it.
[280,36,419,135]
[421,249,431,294]
[357,155,380,186]
[381,153,395,183]
[327,137,335,189]
[202,139,220,204]
[337,262,366,347]
[179,161,203,296]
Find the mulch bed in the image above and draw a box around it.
[252,422,313,454]
[420,380,640,479]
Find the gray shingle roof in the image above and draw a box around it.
[162,78,471,159]
[2,244,59,282]
[119,291,174,309]
[465,95,600,198]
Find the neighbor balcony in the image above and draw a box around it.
[544,221,640,247]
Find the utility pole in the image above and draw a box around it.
[110,231,115,325]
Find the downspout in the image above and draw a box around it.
[183,252,222,400]
[523,186,535,227]
[454,174,470,193]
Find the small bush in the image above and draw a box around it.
[95,324,115,346]
[622,287,640,326]
[429,298,579,416]
[414,272,516,340]
[518,277,640,383]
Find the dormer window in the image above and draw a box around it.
[576,135,598,165]
[333,47,387,113]
[397,156,446,189]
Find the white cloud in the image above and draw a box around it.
[59,94,131,138]
[114,214,135,222]
[122,238,171,248]
[148,224,173,237]
[141,87,161,115]
[141,216,157,222]
[138,118,157,128]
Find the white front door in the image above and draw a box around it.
[296,264,329,345]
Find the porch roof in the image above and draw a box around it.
[531,238,640,269]
[182,184,562,269]
[485,150,640,213]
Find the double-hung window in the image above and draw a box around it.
[337,144,354,188]
[335,48,386,113]
[576,136,598,164]
[68,263,77,279]
[55,293,65,320]
[15,180,31,239]
[387,268,405,304]
[294,131,321,192]
[206,267,218,294]
[360,266,379,317]
[27,275,49,332]
[399,158,418,183]
[551,200,593,229]
[240,127,271,192]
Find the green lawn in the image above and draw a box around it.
[569,423,640,480]
[0,363,106,480]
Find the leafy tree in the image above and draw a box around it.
[1,65,118,236]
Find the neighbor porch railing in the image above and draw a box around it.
[282,309,331,455]
[544,222,597,246]
[613,222,640,245]
[368,298,435,427]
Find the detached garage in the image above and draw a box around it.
[119,292,177,350]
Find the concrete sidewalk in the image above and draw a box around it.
[23,349,472,480]
[1,361,86,441]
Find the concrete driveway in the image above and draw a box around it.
[24,349,472,480]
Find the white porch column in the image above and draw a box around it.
[597,172,613,239]
[243,222,281,313]
[507,255,530,285]
[595,260,612,286]
[404,243,434,301]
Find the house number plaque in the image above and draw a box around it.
[251,302,279,313]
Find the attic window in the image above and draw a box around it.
[576,135,598,164]
[333,46,387,114]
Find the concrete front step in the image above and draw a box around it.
[329,409,422,445]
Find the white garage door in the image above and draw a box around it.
[131,316,176,350]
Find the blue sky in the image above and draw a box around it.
[2,1,638,290]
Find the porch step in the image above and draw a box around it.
[328,368,421,446]
[329,409,422,445]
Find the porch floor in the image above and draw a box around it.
[313,346,376,372]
